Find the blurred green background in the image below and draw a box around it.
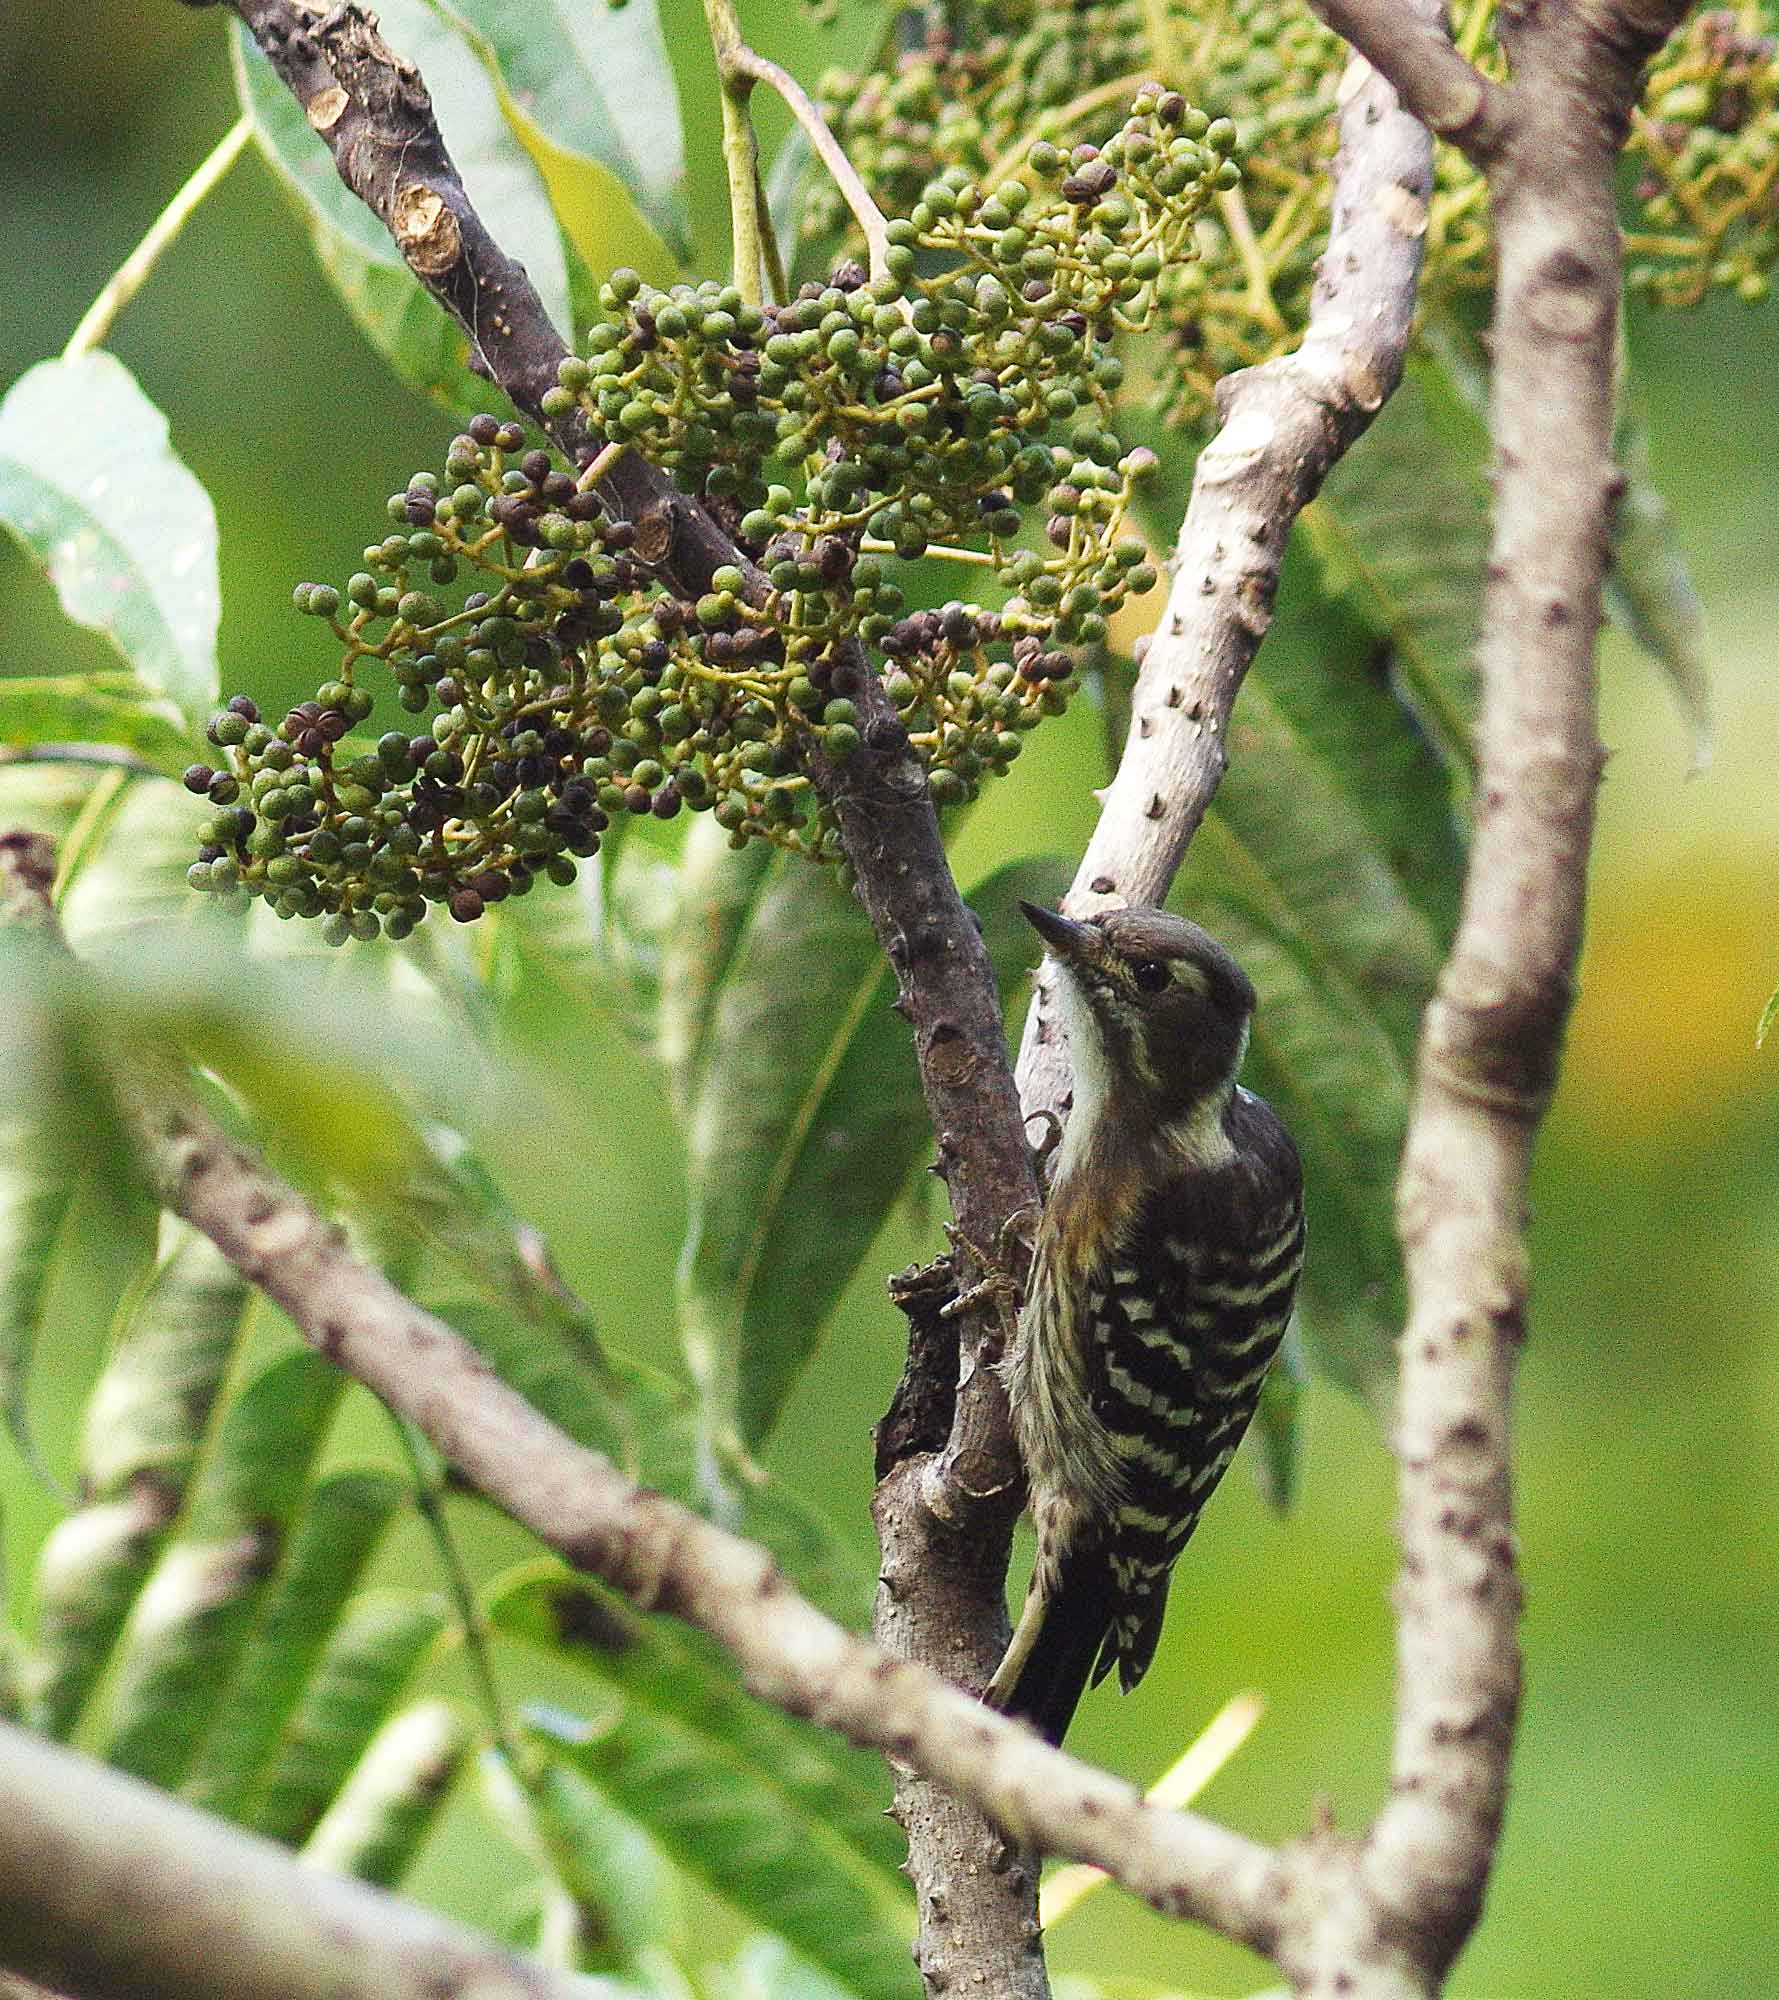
[2,4,1775,1996]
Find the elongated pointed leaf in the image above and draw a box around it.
[233,4,587,418]
[0,675,192,772]
[0,354,219,730]
[248,1590,451,1847]
[419,0,687,273]
[1608,408,1711,767]
[491,1564,902,1883]
[480,1745,682,1969]
[680,854,1071,1449]
[184,1470,408,1816]
[1175,597,1458,1394]
[525,1693,915,2000]
[99,1351,345,1787]
[23,1222,250,1739]
[0,1046,79,1486]
[658,816,773,1113]
[1299,363,1485,799]
[1248,1324,1305,1515]
[302,1700,472,1887]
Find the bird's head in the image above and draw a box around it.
[1021,901,1256,1129]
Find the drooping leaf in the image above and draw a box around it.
[0,675,192,772]
[480,1744,683,1970]
[184,1470,408,1817]
[0,354,219,730]
[492,1563,902,1882]
[301,1700,473,1887]
[1248,1324,1305,1515]
[21,1218,248,1740]
[247,1590,451,1848]
[1299,360,1486,800]
[657,815,773,1113]
[417,0,688,272]
[98,1351,345,1788]
[1608,405,1712,768]
[524,1692,915,2000]
[233,0,622,418]
[721,1935,867,2000]
[1175,589,1459,1395]
[678,853,1071,1450]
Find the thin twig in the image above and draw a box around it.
[726,44,892,285]
[64,117,251,359]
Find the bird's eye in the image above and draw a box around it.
[1131,958,1170,993]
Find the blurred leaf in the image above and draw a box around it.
[724,1935,865,2000]
[0,1042,81,1487]
[99,1351,345,1788]
[418,1288,872,1630]
[233,3,584,419]
[1300,359,1485,801]
[0,675,191,771]
[301,1699,472,1887]
[497,822,685,1050]
[492,1563,901,1880]
[1760,986,1779,1050]
[481,1745,682,1970]
[21,1221,249,1738]
[1178,620,1456,1393]
[679,853,1070,1449]
[1609,407,1711,769]
[248,1590,451,1847]
[657,815,773,1113]
[1248,1325,1305,1515]
[0,354,219,731]
[524,1690,915,2000]
[420,0,687,274]
[184,1469,408,1817]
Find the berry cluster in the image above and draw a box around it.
[805,0,1779,430]
[188,90,1212,939]
[1627,6,1779,306]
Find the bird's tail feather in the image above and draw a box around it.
[984,1551,1117,1747]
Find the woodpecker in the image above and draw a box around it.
[986,901,1304,1745]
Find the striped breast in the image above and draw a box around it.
[1085,1091,1304,1691]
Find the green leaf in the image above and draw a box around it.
[418,0,688,272]
[497,822,686,1051]
[1248,1324,1305,1515]
[234,0,638,419]
[1177,600,1458,1394]
[519,1629,916,2000]
[247,1590,452,1848]
[679,853,1070,1449]
[0,354,218,730]
[493,1564,902,1883]
[98,1351,345,1788]
[0,1035,81,1488]
[480,1746,683,1970]
[1608,406,1711,769]
[1301,358,1487,800]
[1759,985,1779,1050]
[183,1469,408,1817]
[0,675,192,772]
[657,816,773,1114]
[301,1700,473,1887]
[21,1218,246,1740]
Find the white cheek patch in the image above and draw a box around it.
[1169,960,1209,997]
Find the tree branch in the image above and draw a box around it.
[1325,2,1690,1982]
[1017,40,1434,1118]
[0,1716,583,2000]
[1309,1,1513,165]
[0,845,1276,1978]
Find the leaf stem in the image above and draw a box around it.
[65,117,251,360]
[724,45,892,287]
[700,0,768,307]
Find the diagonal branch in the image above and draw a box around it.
[0,1716,582,2000]
[1017,38,1435,1119]
[0,823,1280,1975]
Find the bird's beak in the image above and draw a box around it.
[1019,901,1099,967]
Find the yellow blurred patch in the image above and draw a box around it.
[1106,521,1167,656]
[1563,867,1777,1141]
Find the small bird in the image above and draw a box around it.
[986,901,1304,1744]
